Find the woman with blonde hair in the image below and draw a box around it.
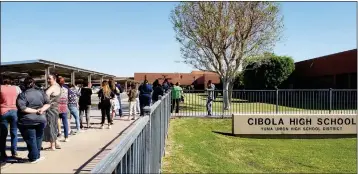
[98,81,114,129]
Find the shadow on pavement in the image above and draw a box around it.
[74,119,138,173]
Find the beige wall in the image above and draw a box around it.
[232,114,357,135]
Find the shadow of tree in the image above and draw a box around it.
[212,131,356,139]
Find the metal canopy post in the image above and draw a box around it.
[125,80,128,92]
[44,67,51,88]
[71,71,76,85]
[88,74,92,84]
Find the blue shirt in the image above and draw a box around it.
[139,84,153,97]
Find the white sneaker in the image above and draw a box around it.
[100,125,104,129]
[31,156,45,164]
[108,125,111,129]
[64,138,69,142]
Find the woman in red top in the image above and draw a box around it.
[0,78,20,163]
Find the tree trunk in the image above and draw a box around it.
[228,82,234,105]
[222,80,231,110]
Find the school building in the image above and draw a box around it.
[134,71,221,89]
[283,49,357,89]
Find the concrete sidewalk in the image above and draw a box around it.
[1,101,137,173]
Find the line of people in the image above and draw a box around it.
[0,76,176,166]
[0,74,99,165]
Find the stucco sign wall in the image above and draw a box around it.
[232,114,357,134]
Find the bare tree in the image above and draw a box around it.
[171,2,283,109]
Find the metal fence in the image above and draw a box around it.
[171,89,357,117]
[90,91,171,174]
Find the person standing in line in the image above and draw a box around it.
[68,84,81,134]
[127,84,138,120]
[171,82,183,113]
[115,81,123,117]
[135,83,140,115]
[78,82,93,129]
[162,79,170,93]
[108,79,120,121]
[57,77,70,142]
[206,80,215,116]
[43,74,62,150]
[152,79,164,103]
[15,77,51,163]
[61,84,73,136]
[0,78,20,163]
[98,81,114,129]
[138,80,153,116]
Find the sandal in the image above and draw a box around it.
[43,147,55,151]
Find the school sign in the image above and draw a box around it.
[232,115,357,134]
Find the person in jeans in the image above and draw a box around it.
[206,80,215,116]
[127,84,138,120]
[16,77,51,163]
[0,78,21,162]
[79,82,92,129]
[138,80,153,116]
[68,84,81,134]
[57,77,69,142]
[171,82,182,113]
[98,81,114,129]
[115,82,123,117]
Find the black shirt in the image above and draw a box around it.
[79,87,93,107]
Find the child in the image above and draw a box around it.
[127,84,138,120]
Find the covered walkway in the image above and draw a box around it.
[1,98,138,173]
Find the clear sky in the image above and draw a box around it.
[1,2,356,77]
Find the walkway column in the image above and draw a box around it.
[100,76,104,83]
[125,80,128,92]
[71,71,76,85]
[44,67,51,88]
[88,74,92,84]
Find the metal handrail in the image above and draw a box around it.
[90,90,172,174]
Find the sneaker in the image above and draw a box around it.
[57,133,62,138]
[108,125,111,129]
[100,125,104,129]
[30,156,45,164]
[131,118,135,120]
[64,138,69,142]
